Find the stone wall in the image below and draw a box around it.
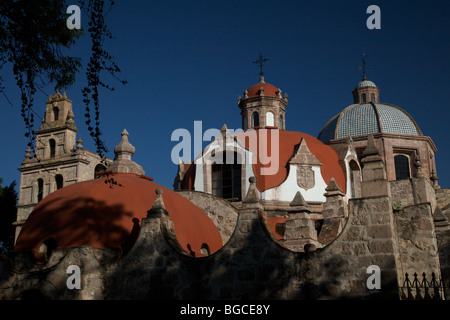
[393,203,441,279]
[436,188,450,217]
[391,179,415,208]
[1,184,445,300]
[391,178,437,212]
[1,193,407,300]
[176,190,239,245]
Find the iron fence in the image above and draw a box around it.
[400,272,448,300]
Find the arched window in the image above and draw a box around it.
[371,93,376,103]
[212,152,242,201]
[279,115,284,129]
[94,164,107,179]
[53,107,59,121]
[40,238,57,261]
[55,174,63,190]
[251,112,259,127]
[200,243,210,256]
[266,112,274,126]
[361,93,366,103]
[394,155,410,180]
[49,139,56,158]
[37,178,44,202]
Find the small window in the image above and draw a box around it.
[53,107,59,121]
[200,243,210,256]
[94,164,107,179]
[251,112,259,127]
[37,179,44,202]
[266,112,274,126]
[49,139,56,158]
[212,152,242,201]
[371,93,376,103]
[394,155,410,180]
[361,93,366,103]
[55,174,63,190]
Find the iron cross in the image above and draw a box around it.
[359,53,368,80]
[253,53,269,77]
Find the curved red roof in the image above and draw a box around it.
[181,129,346,194]
[246,82,279,98]
[234,129,346,193]
[14,173,223,257]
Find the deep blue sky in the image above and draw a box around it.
[1,0,449,191]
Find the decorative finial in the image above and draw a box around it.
[362,134,379,156]
[242,176,260,204]
[114,129,135,159]
[108,129,145,175]
[66,110,76,127]
[220,123,229,135]
[253,53,269,78]
[288,191,311,214]
[325,177,342,192]
[259,85,265,96]
[430,169,439,189]
[76,136,83,150]
[147,188,168,217]
[25,146,32,159]
[415,153,425,178]
[276,88,282,98]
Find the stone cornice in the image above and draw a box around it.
[327,133,437,152]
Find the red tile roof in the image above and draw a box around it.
[14,173,223,257]
[246,82,279,98]
[234,129,346,193]
[181,129,346,195]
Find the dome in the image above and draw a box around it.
[354,80,377,90]
[318,103,422,143]
[246,81,280,98]
[234,130,347,194]
[181,129,347,194]
[14,172,223,257]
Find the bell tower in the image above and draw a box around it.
[238,76,288,130]
[238,54,288,130]
[34,91,77,160]
[14,92,112,243]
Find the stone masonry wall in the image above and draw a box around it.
[391,178,437,212]
[176,190,239,246]
[1,193,409,300]
[393,203,441,279]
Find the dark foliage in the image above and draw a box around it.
[79,0,126,157]
[0,0,125,158]
[0,0,82,150]
[0,179,18,253]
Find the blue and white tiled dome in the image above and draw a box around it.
[355,80,377,90]
[318,103,422,143]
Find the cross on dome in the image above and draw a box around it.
[253,53,269,79]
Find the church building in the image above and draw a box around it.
[1,61,449,300]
